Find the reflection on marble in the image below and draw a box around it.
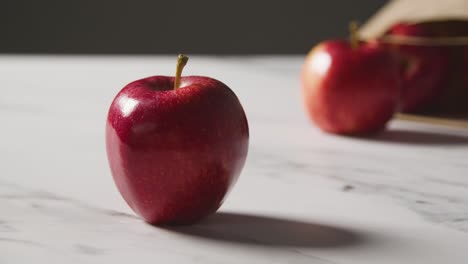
[1,56,468,263]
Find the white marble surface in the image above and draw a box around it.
[1,55,468,264]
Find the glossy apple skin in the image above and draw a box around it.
[301,40,400,134]
[386,23,450,113]
[106,76,249,225]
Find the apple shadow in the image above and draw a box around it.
[165,212,363,248]
[367,129,468,145]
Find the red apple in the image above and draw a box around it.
[385,22,450,113]
[301,40,400,134]
[106,55,249,225]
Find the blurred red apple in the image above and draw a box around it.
[106,55,249,225]
[301,39,401,135]
[385,22,450,113]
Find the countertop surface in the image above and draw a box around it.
[1,55,468,264]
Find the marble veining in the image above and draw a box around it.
[1,181,342,264]
[1,56,468,263]
[251,140,468,233]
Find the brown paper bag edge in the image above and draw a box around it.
[359,0,468,39]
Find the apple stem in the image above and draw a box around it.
[174,54,189,90]
[349,21,359,49]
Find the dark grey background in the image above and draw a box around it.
[1,0,386,54]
